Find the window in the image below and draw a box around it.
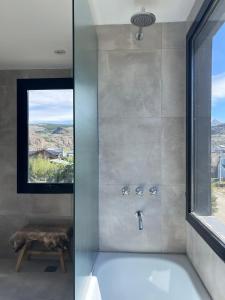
[17,78,74,193]
[187,0,225,260]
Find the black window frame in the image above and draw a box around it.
[187,0,225,261]
[17,78,74,194]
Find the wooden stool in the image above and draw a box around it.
[10,224,72,273]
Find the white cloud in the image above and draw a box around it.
[28,89,73,123]
[212,73,225,104]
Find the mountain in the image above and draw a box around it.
[212,122,225,149]
[52,127,67,134]
[212,119,222,126]
[211,123,225,135]
[29,124,73,151]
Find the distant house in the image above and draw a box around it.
[29,148,63,159]
[66,151,74,158]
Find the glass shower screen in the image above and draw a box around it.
[74,0,99,298]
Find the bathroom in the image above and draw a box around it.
[0,0,224,299]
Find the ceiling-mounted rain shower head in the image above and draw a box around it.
[130,8,156,41]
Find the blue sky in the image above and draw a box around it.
[212,23,225,122]
[29,89,73,124]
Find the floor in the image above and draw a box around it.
[0,258,73,300]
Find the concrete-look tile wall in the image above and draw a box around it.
[187,223,225,300]
[0,69,73,258]
[98,23,187,252]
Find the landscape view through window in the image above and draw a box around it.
[211,22,225,223]
[28,89,73,183]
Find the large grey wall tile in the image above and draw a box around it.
[0,145,17,211]
[99,184,162,252]
[0,144,32,214]
[0,215,28,258]
[186,223,225,300]
[161,185,186,252]
[161,217,186,252]
[213,251,225,300]
[0,86,16,145]
[161,118,186,184]
[99,117,161,146]
[99,50,162,118]
[0,71,22,86]
[100,142,161,185]
[162,50,186,117]
[97,24,162,51]
[100,214,162,252]
[162,22,188,49]
[99,117,162,185]
[28,194,72,216]
[161,185,186,216]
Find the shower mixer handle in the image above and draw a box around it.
[135,185,144,196]
[149,185,158,195]
[122,185,130,196]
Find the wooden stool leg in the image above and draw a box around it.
[16,244,27,272]
[59,251,66,273]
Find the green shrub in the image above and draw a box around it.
[29,156,73,183]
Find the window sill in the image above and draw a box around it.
[195,214,225,245]
[186,213,225,262]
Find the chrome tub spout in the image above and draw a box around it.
[136,211,143,230]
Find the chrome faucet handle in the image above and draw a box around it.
[122,185,130,196]
[149,185,158,195]
[135,185,144,196]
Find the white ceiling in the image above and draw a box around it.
[0,0,195,69]
[89,0,196,25]
[0,0,72,70]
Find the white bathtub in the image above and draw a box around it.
[86,252,211,300]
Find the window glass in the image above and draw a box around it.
[191,0,225,241]
[211,23,225,223]
[28,89,73,183]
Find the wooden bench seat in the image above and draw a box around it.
[10,224,73,272]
